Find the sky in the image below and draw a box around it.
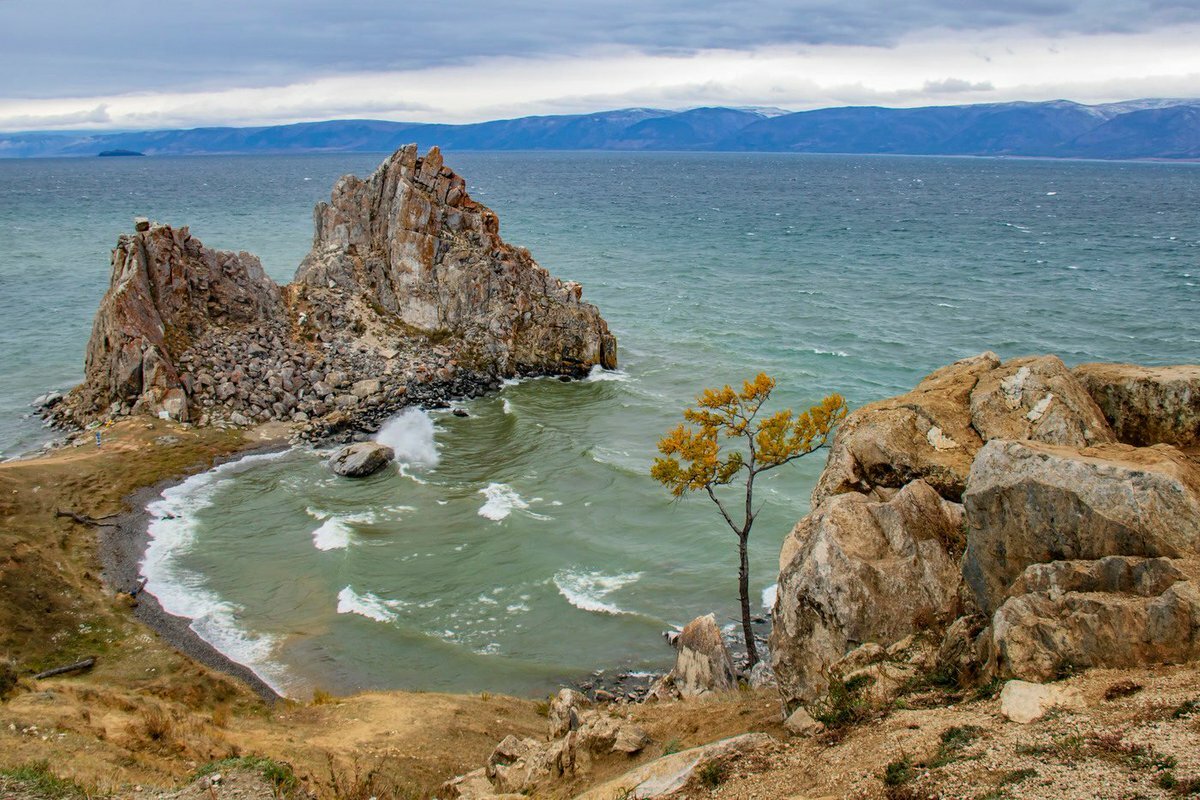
[1,0,1199,131]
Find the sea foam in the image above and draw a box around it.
[336,586,406,623]
[374,408,439,467]
[141,449,295,695]
[553,569,641,615]
[477,483,549,521]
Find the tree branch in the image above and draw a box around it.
[704,484,743,536]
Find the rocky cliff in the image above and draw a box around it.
[51,146,616,437]
[771,354,1200,708]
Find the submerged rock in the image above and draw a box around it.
[329,442,394,477]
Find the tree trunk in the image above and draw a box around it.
[738,532,758,668]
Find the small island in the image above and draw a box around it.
[97,148,145,157]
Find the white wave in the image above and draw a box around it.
[808,347,848,357]
[310,511,379,551]
[554,569,641,615]
[141,449,296,695]
[477,483,549,521]
[374,408,439,468]
[502,398,514,415]
[762,583,778,610]
[337,586,406,623]
[586,365,631,382]
[1046,191,1057,196]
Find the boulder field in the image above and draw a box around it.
[771,352,1200,708]
[48,144,617,442]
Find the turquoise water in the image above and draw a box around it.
[2,152,1197,696]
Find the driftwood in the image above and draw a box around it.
[55,509,118,527]
[33,657,96,680]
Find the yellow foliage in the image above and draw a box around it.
[651,373,847,499]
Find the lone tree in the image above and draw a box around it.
[651,373,847,668]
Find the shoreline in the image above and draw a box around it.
[92,428,683,705]
[100,443,288,703]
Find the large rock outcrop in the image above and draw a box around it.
[1074,362,1200,448]
[774,351,1200,711]
[962,439,1200,614]
[69,225,284,422]
[295,144,616,377]
[771,480,964,705]
[52,145,617,436]
[811,353,1113,506]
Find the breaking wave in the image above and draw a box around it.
[553,569,641,615]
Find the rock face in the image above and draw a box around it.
[992,556,1200,681]
[771,480,964,705]
[774,351,1200,713]
[70,225,283,422]
[811,353,1113,506]
[671,614,737,698]
[1074,363,1200,448]
[962,439,1200,614]
[329,442,394,477]
[51,145,617,439]
[296,144,616,377]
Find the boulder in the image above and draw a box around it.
[1074,362,1200,448]
[783,707,824,736]
[991,556,1200,681]
[968,355,1113,447]
[962,439,1200,614]
[548,688,588,738]
[671,614,736,698]
[329,442,394,477]
[771,480,963,706]
[811,353,1115,506]
[999,679,1085,724]
[350,378,382,399]
[572,733,776,800]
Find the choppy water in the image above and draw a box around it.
[1,152,1197,696]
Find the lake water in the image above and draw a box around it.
[1,151,1196,696]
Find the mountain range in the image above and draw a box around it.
[2,99,1198,159]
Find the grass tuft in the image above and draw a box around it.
[0,761,92,799]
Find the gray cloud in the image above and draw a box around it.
[923,78,996,93]
[0,104,110,130]
[1,0,1198,99]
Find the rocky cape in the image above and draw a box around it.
[47,144,617,441]
[770,353,1200,711]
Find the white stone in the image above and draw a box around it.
[999,679,1084,724]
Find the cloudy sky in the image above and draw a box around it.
[1,0,1198,131]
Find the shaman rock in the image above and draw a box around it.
[295,144,616,377]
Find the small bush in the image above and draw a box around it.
[311,688,336,706]
[697,760,725,789]
[1172,699,1200,720]
[0,659,18,700]
[929,725,984,767]
[883,757,913,787]
[0,761,89,799]
[663,738,682,755]
[811,673,875,730]
[533,698,551,717]
[139,705,174,743]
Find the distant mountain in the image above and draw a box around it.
[2,99,1198,160]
